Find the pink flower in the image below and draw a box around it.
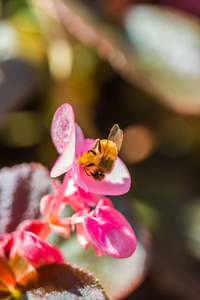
[64,177,112,211]
[40,180,71,238]
[50,103,131,195]
[16,219,50,240]
[40,174,97,238]
[74,200,137,258]
[40,193,71,238]
[0,228,65,271]
[40,175,113,238]
[19,231,65,268]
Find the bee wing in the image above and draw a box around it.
[102,124,123,158]
[108,124,123,154]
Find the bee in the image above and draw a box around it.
[78,124,123,181]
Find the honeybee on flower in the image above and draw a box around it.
[78,124,123,181]
[50,103,131,195]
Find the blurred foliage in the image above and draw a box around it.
[178,199,200,261]
[1,0,200,299]
[60,231,151,300]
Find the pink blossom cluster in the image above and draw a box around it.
[0,103,137,282]
[0,222,64,282]
[48,103,137,258]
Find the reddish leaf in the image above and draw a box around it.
[17,263,109,299]
[0,163,55,235]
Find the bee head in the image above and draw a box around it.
[90,169,105,181]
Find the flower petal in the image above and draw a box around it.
[0,233,14,259]
[76,223,90,250]
[75,123,85,157]
[75,158,131,196]
[50,131,75,177]
[50,104,76,178]
[49,223,70,238]
[92,244,104,257]
[71,163,89,193]
[20,231,65,268]
[40,194,55,219]
[80,138,95,154]
[16,220,49,240]
[83,205,137,258]
[51,103,75,154]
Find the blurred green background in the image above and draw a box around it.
[1,0,200,299]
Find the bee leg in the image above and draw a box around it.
[83,167,91,177]
[83,163,96,177]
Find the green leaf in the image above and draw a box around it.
[59,233,151,300]
[17,263,108,300]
